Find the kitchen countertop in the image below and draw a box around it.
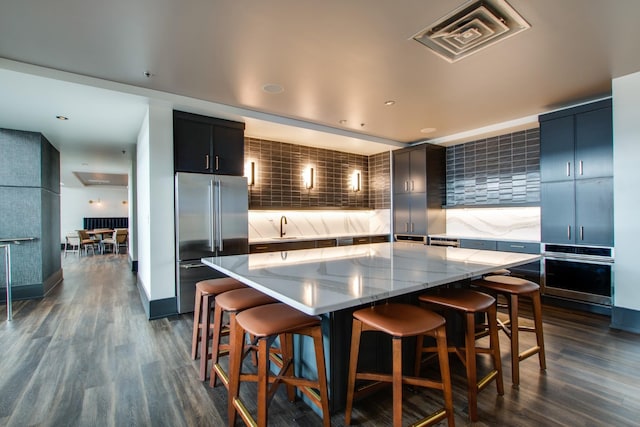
[202,242,539,315]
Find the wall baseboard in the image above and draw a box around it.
[611,306,640,334]
[43,269,63,296]
[0,284,42,302]
[0,268,63,302]
[135,274,177,320]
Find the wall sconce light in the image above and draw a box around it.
[351,170,361,192]
[302,166,314,189]
[245,161,256,186]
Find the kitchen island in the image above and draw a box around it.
[202,242,539,412]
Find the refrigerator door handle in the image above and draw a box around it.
[180,262,207,269]
[209,180,216,252]
[217,178,223,252]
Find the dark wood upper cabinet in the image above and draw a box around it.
[539,99,612,182]
[173,110,245,175]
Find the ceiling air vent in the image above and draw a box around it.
[411,0,530,63]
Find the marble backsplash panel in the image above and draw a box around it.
[445,207,540,241]
[249,209,391,241]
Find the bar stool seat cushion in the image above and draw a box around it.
[353,303,445,337]
[477,275,539,294]
[236,303,320,337]
[215,288,277,312]
[197,277,245,295]
[419,289,495,312]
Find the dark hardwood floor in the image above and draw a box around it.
[1,254,638,426]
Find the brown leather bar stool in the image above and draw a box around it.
[191,277,246,381]
[472,275,546,387]
[209,287,277,388]
[416,289,504,422]
[228,303,330,427]
[344,303,455,427]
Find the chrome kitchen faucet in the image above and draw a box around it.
[280,215,288,238]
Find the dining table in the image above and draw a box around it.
[202,241,540,412]
[87,229,113,253]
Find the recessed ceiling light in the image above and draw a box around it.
[262,83,284,94]
[56,115,69,120]
[384,100,396,106]
[420,127,437,134]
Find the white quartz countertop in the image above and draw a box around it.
[202,242,539,316]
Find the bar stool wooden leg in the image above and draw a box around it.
[210,302,227,387]
[256,337,269,427]
[199,293,214,381]
[532,291,547,371]
[312,327,331,424]
[228,316,244,427]
[488,304,505,397]
[344,318,362,426]
[509,293,520,386]
[435,325,455,427]
[392,336,402,427]
[464,312,478,421]
[191,287,203,360]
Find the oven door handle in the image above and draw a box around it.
[543,255,614,265]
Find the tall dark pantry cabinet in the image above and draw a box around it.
[392,144,446,241]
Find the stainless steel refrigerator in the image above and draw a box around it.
[175,172,248,313]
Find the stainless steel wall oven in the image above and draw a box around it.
[542,244,613,306]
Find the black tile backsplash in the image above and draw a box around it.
[445,128,540,206]
[245,137,390,209]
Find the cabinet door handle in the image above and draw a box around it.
[405,223,409,232]
[579,160,583,176]
[205,154,210,170]
[510,244,525,248]
[410,223,414,232]
[404,181,408,192]
[215,155,219,171]
[566,162,571,176]
[580,226,584,241]
[567,225,571,240]
[411,180,414,191]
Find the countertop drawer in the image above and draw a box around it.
[497,241,540,254]
[460,239,497,251]
[316,238,337,248]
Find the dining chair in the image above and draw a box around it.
[101,230,117,254]
[114,228,128,254]
[77,229,98,255]
[64,232,81,257]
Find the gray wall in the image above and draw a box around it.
[0,128,61,300]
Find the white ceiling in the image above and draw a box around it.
[1,0,640,180]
